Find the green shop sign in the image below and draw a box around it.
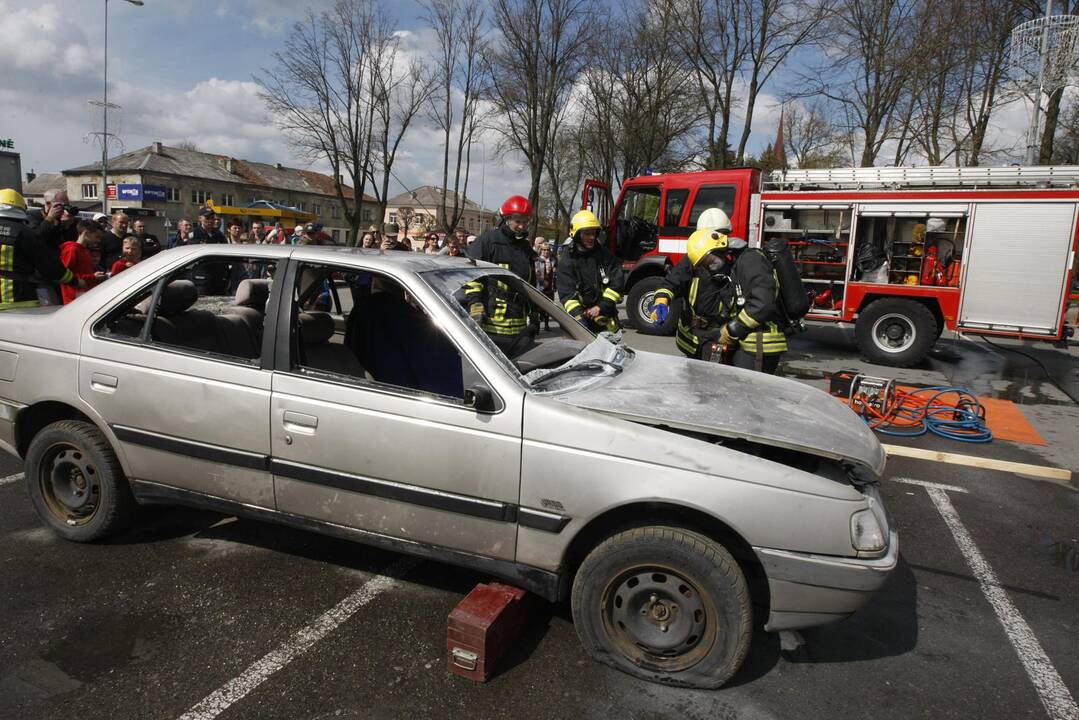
[0,139,13,149]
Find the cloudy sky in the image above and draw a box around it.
[1,0,1039,209]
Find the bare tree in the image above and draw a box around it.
[486,0,593,233]
[257,0,382,244]
[366,32,436,223]
[808,0,920,166]
[1052,95,1079,163]
[670,0,746,169]
[422,0,488,234]
[733,0,830,164]
[783,101,845,167]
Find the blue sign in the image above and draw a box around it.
[143,184,167,202]
[117,183,143,201]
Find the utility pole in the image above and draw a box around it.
[1026,0,1055,165]
[98,0,143,213]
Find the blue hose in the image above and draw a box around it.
[860,386,993,443]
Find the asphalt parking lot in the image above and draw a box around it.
[2,323,1077,720]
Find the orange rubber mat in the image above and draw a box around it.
[976,396,1047,446]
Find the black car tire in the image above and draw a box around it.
[25,420,135,542]
[855,298,938,367]
[627,277,679,335]
[571,526,752,689]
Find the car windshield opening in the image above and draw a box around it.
[420,267,632,389]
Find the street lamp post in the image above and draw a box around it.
[101,0,143,214]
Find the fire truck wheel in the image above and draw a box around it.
[855,298,938,368]
[571,526,752,689]
[627,277,680,335]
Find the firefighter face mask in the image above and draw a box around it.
[699,249,729,277]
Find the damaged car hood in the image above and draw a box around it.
[553,350,887,475]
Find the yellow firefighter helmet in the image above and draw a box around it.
[687,228,729,267]
[569,209,602,238]
[0,189,28,221]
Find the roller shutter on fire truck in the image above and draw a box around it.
[958,203,1077,335]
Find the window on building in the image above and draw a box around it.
[389,212,397,224]
[331,229,340,242]
[81,183,98,200]
[191,190,210,205]
[167,187,181,202]
[221,193,234,206]
[312,204,321,216]
[362,209,372,221]
[298,202,307,212]
[331,204,340,219]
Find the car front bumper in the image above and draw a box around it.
[754,528,899,631]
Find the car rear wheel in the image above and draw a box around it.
[25,420,135,542]
[855,298,938,367]
[627,277,679,335]
[571,526,752,689]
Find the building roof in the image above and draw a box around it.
[62,143,376,202]
[23,172,66,198]
[386,185,492,215]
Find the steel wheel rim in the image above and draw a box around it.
[600,564,717,672]
[871,313,916,354]
[638,290,658,323]
[39,442,100,526]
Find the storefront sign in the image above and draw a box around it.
[117,183,143,201]
[143,184,167,202]
[106,184,117,200]
[0,139,14,149]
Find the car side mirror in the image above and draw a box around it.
[463,383,496,412]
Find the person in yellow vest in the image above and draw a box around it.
[0,189,79,312]
[651,209,787,373]
[556,210,625,333]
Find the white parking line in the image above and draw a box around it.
[177,556,419,720]
[0,472,23,487]
[923,485,1078,720]
[892,477,969,494]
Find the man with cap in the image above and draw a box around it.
[193,207,226,244]
[380,222,409,251]
[0,189,80,312]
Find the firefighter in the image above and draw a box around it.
[652,222,787,373]
[556,210,625,333]
[465,195,538,357]
[0,189,79,312]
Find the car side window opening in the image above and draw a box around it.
[95,256,276,362]
[686,185,737,228]
[291,264,476,402]
[615,186,661,261]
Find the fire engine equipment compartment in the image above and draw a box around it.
[760,206,851,315]
[851,213,967,288]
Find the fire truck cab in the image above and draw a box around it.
[583,165,1079,367]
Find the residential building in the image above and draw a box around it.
[384,185,496,238]
[22,172,67,206]
[62,142,378,244]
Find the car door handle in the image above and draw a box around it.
[90,373,118,393]
[283,410,318,433]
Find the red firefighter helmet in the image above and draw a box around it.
[500,195,533,218]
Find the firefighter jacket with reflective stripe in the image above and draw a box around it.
[0,218,75,311]
[556,241,625,331]
[731,249,787,355]
[465,224,536,336]
[655,256,735,358]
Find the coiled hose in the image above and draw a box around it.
[853,386,993,443]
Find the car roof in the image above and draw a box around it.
[171,243,488,272]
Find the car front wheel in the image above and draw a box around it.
[571,526,752,689]
[25,420,135,542]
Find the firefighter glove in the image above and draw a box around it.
[469,302,486,324]
[724,317,750,340]
[650,299,669,325]
[719,324,735,350]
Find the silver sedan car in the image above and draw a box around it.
[0,245,896,688]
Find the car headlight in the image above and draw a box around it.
[850,509,886,552]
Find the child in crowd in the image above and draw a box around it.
[110,236,143,276]
[59,220,108,304]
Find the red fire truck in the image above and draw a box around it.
[582,165,1079,366]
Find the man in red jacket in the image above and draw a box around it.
[59,220,107,304]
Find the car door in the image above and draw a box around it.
[80,252,280,508]
[268,258,524,560]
